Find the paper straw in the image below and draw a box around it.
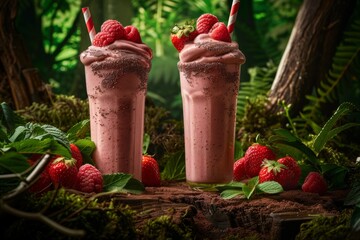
[227,0,240,35]
[82,7,96,43]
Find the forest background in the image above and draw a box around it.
[11,0,307,119]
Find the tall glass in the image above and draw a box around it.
[80,40,152,180]
[178,35,245,185]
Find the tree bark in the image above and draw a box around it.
[267,0,356,115]
[0,0,51,110]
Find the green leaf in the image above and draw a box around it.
[0,152,29,174]
[73,139,96,165]
[313,102,359,153]
[216,181,245,192]
[142,133,150,154]
[321,163,349,189]
[243,176,259,199]
[0,102,25,133]
[234,140,243,160]
[103,173,145,194]
[5,138,72,158]
[257,181,283,194]
[66,119,90,142]
[40,124,70,149]
[161,151,185,181]
[345,181,360,206]
[220,189,244,199]
[351,205,360,231]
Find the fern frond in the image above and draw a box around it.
[303,18,360,121]
[237,61,277,117]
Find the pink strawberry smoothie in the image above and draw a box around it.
[80,40,152,179]
[178,34,245,184]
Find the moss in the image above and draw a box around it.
[16,94,89,132]
[295,212,352,240]
[236,96,282,150]
[139,215,194,240]
[2,189,136,240]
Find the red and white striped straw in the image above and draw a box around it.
[82,7,96,43]
[227,0,240,36]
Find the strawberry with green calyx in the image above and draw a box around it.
[233,157,247,181]
[142,155,161,187]
[76,164,103,193]
[171,22,198,52]
[48,157,78,189]
[302,172,328,195]
[244,144,276,178]
[259,156,301,190]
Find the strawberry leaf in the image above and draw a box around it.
[103,173,145,194]
[73,139,96,165]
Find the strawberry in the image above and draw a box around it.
[76,164,103,193]
[100,19,126,40]
[233,157,247,181]
[142,155,161,187]
[244,144,276,178]
[302,172,328,195]
[70,143,83,169]
[277,156,301,190]
[259,157,301,190]
[196,13,219,34]
[170,22,198,52]
[29,170,53,195]
[124,26,142,43]
[93,31,116,47]
[48,157,78,188]
[209,22,231,42]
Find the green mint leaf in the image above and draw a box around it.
[220,189,244,199]
[40,124,70,149]
[0,152,29,174]
[161,151,185,181]
[103,173,145,194]
[216,181,245,192]
[257,181,283,194]
[234,140,243,160]
[66,119,90,142]
[243,176,259,199]
[73,139,96,165]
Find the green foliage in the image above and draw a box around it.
[17,95,90,132]
[216,177,283,200]
[301,8,360,124]
[103,173,145,194]
[295,212,352,240]
[1,188,137,240]
[161,151,186,181]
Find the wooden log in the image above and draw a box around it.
[268,0,356,115]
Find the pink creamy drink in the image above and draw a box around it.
[178,34,245,184]
[80,39,152,179]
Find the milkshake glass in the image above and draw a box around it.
[178,34,245,185]
[80,37,152,180]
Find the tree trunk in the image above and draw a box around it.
[267,0,356,115]
[0,0,51,110]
